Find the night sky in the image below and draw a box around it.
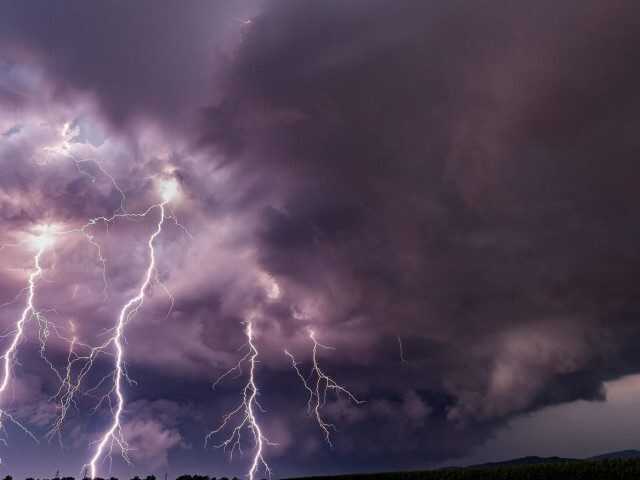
[1,1,640,478]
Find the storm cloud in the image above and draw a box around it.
[1,0,640,477]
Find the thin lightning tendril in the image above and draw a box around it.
[397,336,408,364]
[206,322,273,480]
[285,330,364,447]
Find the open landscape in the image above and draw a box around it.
[1,1,640,479]
[4,451,640,480]
[289,460,640,480]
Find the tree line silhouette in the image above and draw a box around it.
[7,460,640,480]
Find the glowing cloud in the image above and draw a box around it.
[28,224,58,251]
[159,177,180,203]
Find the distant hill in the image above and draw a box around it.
[462,449,640,468]
[285,457,640,480]
[589,449,640,460]
[283,450,640,480]
[469,455,577,468]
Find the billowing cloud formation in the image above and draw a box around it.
[1,0,640,477]
[200,0,640,465]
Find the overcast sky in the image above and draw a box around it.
[1,1,640,478]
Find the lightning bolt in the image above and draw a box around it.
[285,329,364,447]
[0,229,53,458]
[0,216,125,459]
[0,120,188,471]
[15,168,185,477]
[0,199,174,464]
[206,321,273,480]
[85,188,172,479]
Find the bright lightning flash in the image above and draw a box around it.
[285,330,364,447]
[159,177,179,203]
[29,225,57,251]
[206,322,273,480]
[0,227,54,456]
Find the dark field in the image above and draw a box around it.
[8,459,640,480]
[285,459,640,480]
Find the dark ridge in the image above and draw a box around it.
[468,455,577,468]
[590,449,640,460]
[282,458,640,480]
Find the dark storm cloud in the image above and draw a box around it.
[198,0,640,464]
[0,0,259,130]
